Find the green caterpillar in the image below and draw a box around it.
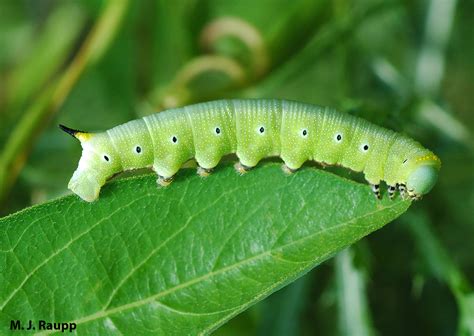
[60,99,440,202]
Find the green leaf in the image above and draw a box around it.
[0,163,409,335]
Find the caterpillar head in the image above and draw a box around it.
[60,125,121,202]
[405,153,441,199]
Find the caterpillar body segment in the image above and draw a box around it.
[61,99,440,202]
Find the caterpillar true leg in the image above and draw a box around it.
[157,175,174,187]
[282,164,297,175]
[388,184,397,199]
[398,184,407,199]
[234,162,252,175]
[197,166,213,177]
[408,188,420,201]
[371,184,381,199]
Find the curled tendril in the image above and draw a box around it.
[173,55,246,88]
[157,55,246,110]
[152,16,268,111]
[199,16,269,78]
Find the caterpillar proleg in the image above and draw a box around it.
[60,99,440,202]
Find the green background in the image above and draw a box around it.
[0,0,473,334]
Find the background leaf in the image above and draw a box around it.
[0,0,472,334]
[0,164,409,334]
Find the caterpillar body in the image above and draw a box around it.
[60,99,440,202]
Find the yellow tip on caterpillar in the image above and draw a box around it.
[59,124,92,142]
[75,132,92,142]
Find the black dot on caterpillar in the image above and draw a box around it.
[362,144,369,152]
[215,127,221,135]
[172,136,178,143]
[135,146,142,154]
[335,133,342,142]
[302,129,308,137]
[103,155,110,162]
[259,126,265,134]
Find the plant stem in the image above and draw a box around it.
[0,0,129,204]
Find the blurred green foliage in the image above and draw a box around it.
[0,0,473,334]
